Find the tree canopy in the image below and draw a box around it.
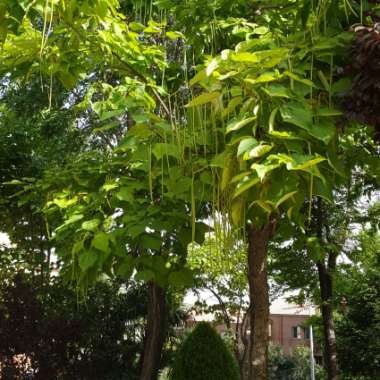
[1,1,380,380]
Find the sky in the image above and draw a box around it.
[0,232,11,247]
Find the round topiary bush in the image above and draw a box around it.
[169,322,240,380]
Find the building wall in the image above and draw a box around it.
[270,314,311,355]
[186,312,321,358]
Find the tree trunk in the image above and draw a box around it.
[315,198,339,380]
[247,220,275,380]
[140,282,167,380]
[317,256,339,380]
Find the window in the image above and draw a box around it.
[303,327,310,340]
[292,326,302,339]
[268,321,272,338]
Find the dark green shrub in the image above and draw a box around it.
[169,322,239,380]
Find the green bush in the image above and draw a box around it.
[169,322,240,380]
[268,344,326,380]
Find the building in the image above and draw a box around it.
[186,297,322,360]
[269,298,316,356]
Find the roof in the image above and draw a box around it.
[270,297,316,316]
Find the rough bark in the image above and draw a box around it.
[247,220,276,380]
[140,282,167,380]
[317,256,339,380]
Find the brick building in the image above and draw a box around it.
[186,297,322,360]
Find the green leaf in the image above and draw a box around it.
[135,270,155,282]
[249,200,273,214]
[280,102,313,130]
[308,120,336,144]
[286,154,326,171]
[237,138,258,157]
[82,219,101,231]
[330,78,351,94]
[232,52,259,63]
[269,130,303,140]
[185,92,220,107]
[264,171,300,210]
[152,143,181,160]
[72,240,84,255]
[226,116,256,134]
[211,151,228,168]
[116,187,134,202]
[166,31,185,40]
[92,232,110,253]
[251,163,280,181]
[280,103,336,144]
[244,71,281,85]
[274,191,298,208]
[327,151,346,177]
[269,107,279,133]
[217,71,238,80]
[127,125,154,139]
[79,250,98,271]
[99,109,123,121]
[128,224,146,239]
[246,144,273,159]
[234,175,260,197]
[3,179,24,185]
[189,70,207,86]
[206,58,219,76]
[168,269,194,288]
[307,237,324,262]
[222,96,243,118]
[316,107,343,117]
[51,196,78,209]
[254,48,289,67]
[102,181,118,192]
[129,22,145,31]
[141,234,161,250]
[313,177,333,203]
[231,197,244,225]
[93,120,120,133]
[284,71,316,87]
[116,256,134,279]
[56,214,84,232]
[263,84,293,98]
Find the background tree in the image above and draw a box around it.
[187,233,249,373]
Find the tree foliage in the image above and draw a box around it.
[0,273,147,380]
[1,0,380,379]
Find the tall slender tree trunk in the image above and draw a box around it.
[317,255,338,380]
[247,220,276,380]
[315,198,339,380]
[140,282,167,380]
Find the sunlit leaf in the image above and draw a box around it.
[82,219,101,231]
[234,175,260,197]
[251,163,280,181]
[152,143,181,160]
[246,144,273,159]
[237,137,258,157]
[185,92,220,107]
[226,116,256,134]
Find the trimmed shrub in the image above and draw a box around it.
[169,322,240,380]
